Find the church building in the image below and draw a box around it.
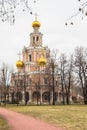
[10,17,60,105]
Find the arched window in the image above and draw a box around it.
[36,36,39,41]
[29,54,32,61]
[33,36,35,42]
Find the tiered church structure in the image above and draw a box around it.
[10,17,60,105]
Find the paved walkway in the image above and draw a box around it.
[0,107,65,130]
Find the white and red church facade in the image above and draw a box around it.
[9,18,64,105]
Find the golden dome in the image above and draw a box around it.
[16,60,24,68]
[32,20,41,28]
[38,56,47,66]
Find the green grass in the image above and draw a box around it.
[6,104,87,130]
[0,116,9,130]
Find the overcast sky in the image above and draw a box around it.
[0,0,87,70]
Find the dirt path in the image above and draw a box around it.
[0,107,65,130]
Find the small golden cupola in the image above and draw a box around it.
[32,13,41,28]
[32,20,40,28]
[16,60,24,68]
[16,52,24,69]
[38,55,47,66]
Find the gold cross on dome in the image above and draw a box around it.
[35,13,38,21]
[17,51,21,60]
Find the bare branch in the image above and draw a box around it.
[0,0,37,24]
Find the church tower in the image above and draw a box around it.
[30,15,43,47]
[22,16,50,73]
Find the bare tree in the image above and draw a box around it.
[74,46,87,104]
[58,53,68,104]
[58,53,75,105]
[0,62,12,105]
[65,55,74,104]
[50,50,58,105]
[44,65,52,105]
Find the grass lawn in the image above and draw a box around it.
[6,104,87,130]
[0,115,9,130]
